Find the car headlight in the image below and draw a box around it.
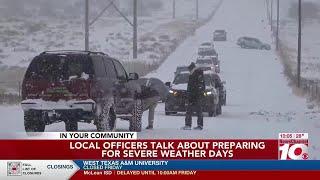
[169,90,178,96]
[204,91,212,96]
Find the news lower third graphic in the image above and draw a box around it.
[0,132,318,179]
[1,160,320,179]
[1,160,78,179]
[278,133,309,160]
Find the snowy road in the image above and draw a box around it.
[0,0,319,159]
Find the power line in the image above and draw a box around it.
[84,0,137,59]
[89,1,114,26]
[112,1,134,26]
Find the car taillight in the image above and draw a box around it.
[22,80,42,100]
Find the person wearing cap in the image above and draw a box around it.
[182,62,206,130]
[136,77,169,129]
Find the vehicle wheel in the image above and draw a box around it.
[65,121,78,132]
[165,111,177,115]
[217,104,222,115]
[129,99,142,132]
[24,110,45,134]
[96,101,116,132]
[165,111,171,115]
[165,104,176,115]
[212,105,217,117]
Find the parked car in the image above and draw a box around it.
[213,30,227,41]
[210,72,227,106]
[21,50,143,133]
[165,71,221,117]
[158,34,170,42]
[196,56,220,73]
[237,37,271,50]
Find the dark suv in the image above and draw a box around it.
[165,71,221,117]
[21,50,142,133]
[213,30,227,41]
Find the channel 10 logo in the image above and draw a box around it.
[278,133,308,160]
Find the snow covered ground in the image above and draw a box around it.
[276,0,320,80]
[0,0,220,93]
[0,0,319,159]
[0,0,219,67]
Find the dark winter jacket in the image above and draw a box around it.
[212,73,223,89]
[140,85,159,99]
[135,78,168,100]
[187,67,205,103]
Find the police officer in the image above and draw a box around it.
[182,62,206,130]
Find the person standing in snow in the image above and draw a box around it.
[136,78,168,129]
[182,62,206,130]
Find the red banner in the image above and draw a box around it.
[0,140,277,160]
[71,170,320,180]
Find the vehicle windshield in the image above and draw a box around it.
[215,30,224,33]
[201,42,212,46]
[254,39,262,44]
[173,73,189,84]
[25,54,93,82]
[198,50,216,56]
[197,59,213,64]
[245,37,261,43]
[199,67,212,71]
[176,66,189,72]
[173,72,213,87]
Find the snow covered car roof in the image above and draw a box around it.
[201,42,212,46]
[204,70,216,75]
[214,30,226,33]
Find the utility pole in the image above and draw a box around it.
[276,0,279,51]
[85,0,89,51]
[266,0,270,22]
[297,0,302,87]
[196,0,199,20]
[271,0,273,31]
[133,0,138,59]
[173,0,176,19]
